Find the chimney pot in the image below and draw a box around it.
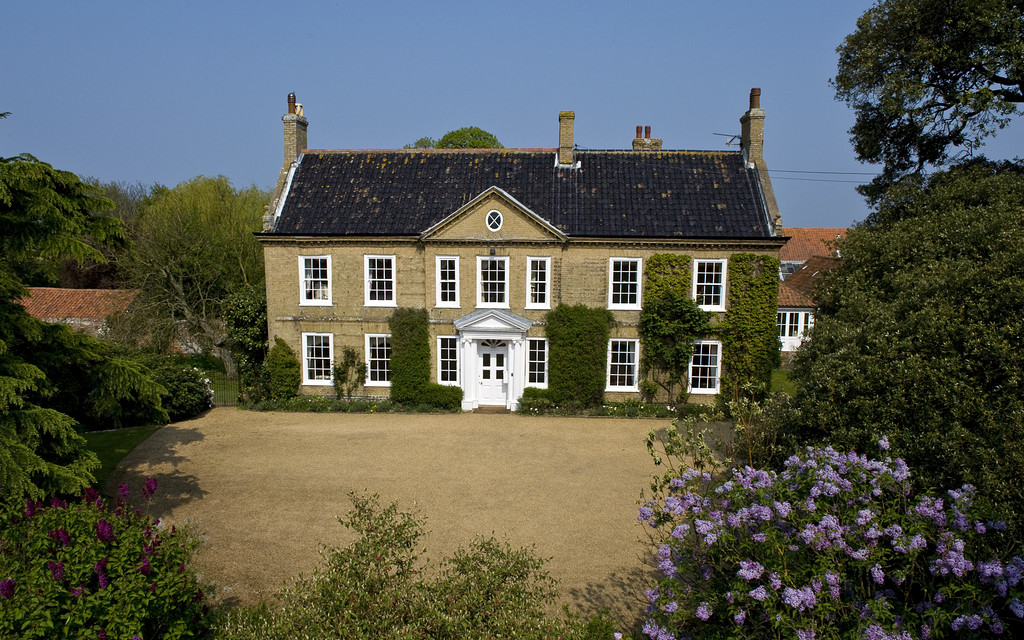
[749,87,761,110]
[288,92,296,115]
[645,125,651,139]
[635,125,642,139]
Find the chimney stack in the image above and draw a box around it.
[632,124,663,151]
[558,111,575,166]
[283,92,308,166]
[739,87,764,167]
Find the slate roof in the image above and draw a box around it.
[267,149,775,240]
[780,227,845,261]
[21,287,137,322]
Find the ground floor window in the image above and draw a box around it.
[689,340,722,394]
[438,336,458,385]
[365,334,392,386]
[778,310,813,337]
[606,339,638,391]
[527,338,547,387]
[302,332,333,385]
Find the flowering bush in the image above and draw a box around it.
[637,438,1024,639]
[153,364,214,421]
[0,481,209,639]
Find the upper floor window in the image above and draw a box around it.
[689,340,722,394]
[606,339,639,391]
[693,259,726,311]
[365,334,392,386]
[365,255,396,307]
[477,256,509,308]
[302,332,333,385]
[526,257,551,309]
[299,256,331,306]
[436,256,460,308]
[608,258,641,310]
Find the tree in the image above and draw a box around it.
[0,155,166,499]
[834,0,1024,197]
[787,160,1024,526]
[403,127,503,150]
[119,176,267,376]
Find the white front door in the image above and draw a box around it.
[478,340,508,406]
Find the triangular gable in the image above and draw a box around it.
[454,309,534,333]
[421,186,567,243]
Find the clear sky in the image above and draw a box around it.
[3,1,1021,229]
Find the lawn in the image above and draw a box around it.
[85,424,163,489]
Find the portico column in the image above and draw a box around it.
[460,336,477,410]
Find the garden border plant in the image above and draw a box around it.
[544,304,615,409]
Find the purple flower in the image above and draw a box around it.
[48,561,65,582]
[733,610,746,625]
[49,497,67,509]
[96,519,115,543]
[0,580,14,599]
[142,477,158,498]
[663,601,677,613]
[782,586,816,611]
[749,585,769,602]
[871,564,885,585]
[773,501,792,518]
[878,435,890,451]
[139,556,151,575]
[769,572,782,590]
[1009,598,1024,618]
[737,559,764,581]
[98,573,110,589]
[118,483,130,498]
[752,532,767,543]
[797,630,815,640]
[24,499,40,518]
[638,506,654,522]
[98,630,107,640]
[47,528,72,547]
[695,602,712,621]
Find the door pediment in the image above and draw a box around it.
[421,187,566,243]
[454,309,534,334]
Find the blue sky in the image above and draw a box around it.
[3,1,1021,228]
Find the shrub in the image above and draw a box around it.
[152,364,213,421]
[224,284,269,402]
[0,481,209,639]
[546,305,614,408]
[332,347,366,401]
[388,308,431,404]
[418,382,463,411]
[216,492,605,639]
[518,387,554,414]
[637,438,1024,640]
[265,337,300,401]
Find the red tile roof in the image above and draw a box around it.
[782,256,840,307]
[780,228,846,261]
[21,288,138,322]
[778,280,814,307]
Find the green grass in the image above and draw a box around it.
[84,425,163,489]
[771,369,796,395]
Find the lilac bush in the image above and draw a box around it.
[0,481,209,639]
[638,440,1023,639]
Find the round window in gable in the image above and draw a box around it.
[486,210,503,232]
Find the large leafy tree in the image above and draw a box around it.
[403,127,503,149]
[787,159,1024,525]
[834,0,1024,197]
[0,154,166,499]
[119,176,267,376]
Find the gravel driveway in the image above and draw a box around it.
[107,407,669,623]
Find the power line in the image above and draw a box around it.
[771,176,870,184]
[769,169,878,176]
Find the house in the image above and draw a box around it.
[19,287,137,337]
[777,228,845,354]
[259,90,786,410]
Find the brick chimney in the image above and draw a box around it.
[739,88,764,167]
[283,92,308,166]
[266,93,309,230]
[558,111,575,166]
[632,124,663,151]
[738,87,782,234]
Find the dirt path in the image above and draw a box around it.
[107,408,670,624]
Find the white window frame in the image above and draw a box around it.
[437,336,459,386]
[525,257,551,310]
[476,256,510,309]
[365,333,392,387]
[688,339,722,395]
[693,259,727,312]
[606,338,639,391]
[526,338,548,388]
[435,256,460,308]
[299,255,332,306]
[364,255,397,307]
[301,332,333,385]
[608,258,642,310]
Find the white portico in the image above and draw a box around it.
[453,309,534,411]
